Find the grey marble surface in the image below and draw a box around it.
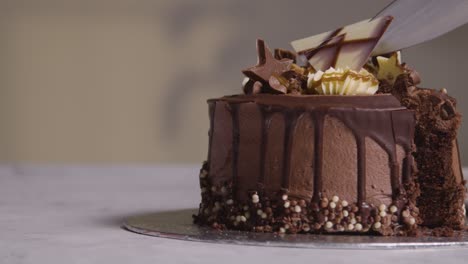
[1,165,467,264]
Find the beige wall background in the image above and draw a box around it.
[0,0,467,164]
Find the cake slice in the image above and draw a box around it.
[372,55,466,229]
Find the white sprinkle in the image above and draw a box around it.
[373,222,382,229]
[347,224,355,231]
[282,194,288,201]
[343,210,349,217]
[261,213,267,219]
[303,225,311,232]
[379,204,387,212]
[240,216,247,222]
[235,215,242,222]
[279,227,286,234]
[284,201,290,208]
[408,217,416,225]
[226,199,234,205]
[379,211,387,217]
[462,204,466,215]
[211,186,217,192]
[390,205,398,213]
[332,196,339,203]
[220,186,227,194]
[329,202,336,209]
[252,194,260,204]
[294,205,302,213]
[242,77,250,86]
[441,88,448,94]
[402,210,410,218]
[325,221,333,229]
[199,170,207,178]
[350,218,357,225]
[355,223,363,231]
[257,209,263,216]
[243,205,249,211]
[341,200,349,207]
[338,225,345,232]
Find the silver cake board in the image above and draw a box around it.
[122,209,468,250]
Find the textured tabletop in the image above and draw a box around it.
[1,165,467,264]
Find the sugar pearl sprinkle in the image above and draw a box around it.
[408,217,416,225]
[199,170,207,178]
[373,222,382,230]
[261,213,267,219]
[325,221,333,229]
[252,194,260,204]
[279,227,286,234]
[379,211,387,217]
[294,205,301,213]
[329,202,337,209]
[284,201,291,208]
[257,209,263,216]
[341,200,349,207]
[355,223,363,231]
[347,224,355,231]
[343,210,349,217]
[389,205,398,213]
[379,204,387,212]
[303,224,311,232]
[402,210,410,218]
[282,194,288,201]
[332,196,339,203]
[226,199,234,205]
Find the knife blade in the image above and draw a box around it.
[372,0,468,55]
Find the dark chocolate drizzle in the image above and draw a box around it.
[207,102,216,163]
[229,103,240,197]
[209,95,414,208]
[258,105,273,185]
[281,111,300,188]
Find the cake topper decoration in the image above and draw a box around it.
[242,39,293,91]
[291,16,393,71]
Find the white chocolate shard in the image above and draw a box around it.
[291,16,393,71]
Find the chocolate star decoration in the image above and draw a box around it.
[242,39,293,85]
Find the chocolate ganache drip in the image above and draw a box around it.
[207,95,414,209]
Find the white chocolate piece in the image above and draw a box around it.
[291,16,393,71]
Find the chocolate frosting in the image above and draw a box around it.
[207,94,415,208]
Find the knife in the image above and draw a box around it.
[372,0,468,55]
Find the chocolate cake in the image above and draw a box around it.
[194,17,466,236]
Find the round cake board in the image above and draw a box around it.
[122,209,468,249]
